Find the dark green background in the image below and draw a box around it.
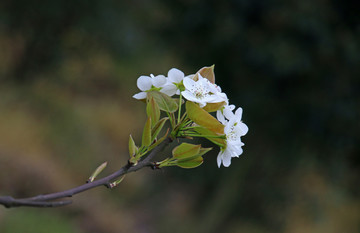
[0,0,359,232]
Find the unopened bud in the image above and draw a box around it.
[109,176,125,189]
[87,162,107,183]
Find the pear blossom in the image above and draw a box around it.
[161,68,187,96]
[133,74,167,99]
[217,106,248,167]
[181,74,227,107]
[216,104,235,124]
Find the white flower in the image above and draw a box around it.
[217,106,248,167]
[181,74,227,107]
[133,74,167,99]
[161,68,186,96]
[216,104,235,124]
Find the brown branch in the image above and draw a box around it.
[0,137,172,208]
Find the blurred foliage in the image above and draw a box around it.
[0,0,359,232]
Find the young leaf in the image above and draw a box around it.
[172,143,201,159]
[109,175,126,188]
[175,146,211,163]
[194,126,226,147]
[151,117,168,141]
[202,101,226,112]
[198,147,213,156]
[128,135,136,158]
[197,65,215,83]
[87,162,108,182]
[186,101,224,134]
[176,156,203,169]
[147,91,178,113]
[148,128,170,151]
[146,96,160,126]
[142,117,152,147]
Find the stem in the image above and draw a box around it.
[177,94,183,123]
[183,133,226,139]
[166,111,175,129]
[0,137,173,208]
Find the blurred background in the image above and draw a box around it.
[0,0,359,232]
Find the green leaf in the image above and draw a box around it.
[147,91,178,113]
[194,126,226,147]
[148,128,169,151]
[176,156,203,169]
[173,97,185,106]
[142,117,152,147]
[146,96,160,126]
[172,143,201,159]
[202,101,226,112]
[186,101,224,134]
[128,134,136,157]
[151,117,168,141]
[198,147,213,156]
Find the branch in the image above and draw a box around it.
[0,137,173,208]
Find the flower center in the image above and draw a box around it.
[195,90,205,98]
[193,84,212,99]
[226,124,239,142]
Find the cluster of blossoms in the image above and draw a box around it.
[132,66,248,168]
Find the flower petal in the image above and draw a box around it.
[168,68,184,83]
[152,75,167,87]
[183,77,197,92]
[222,152,232,167]
[185,74,195,80]
[223,105,235,119]
[235,107,243,120]
[137,76,152,91]
[205,94,225,103]
[181,90,198,102]
[133,92,147,100]
[217,152,223,168]
[161,84,177,96]
[238,122,249,136]
[217,110,227,124]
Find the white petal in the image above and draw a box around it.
[217,152,223,168]
[228,143,243,157]
[133,92,147,99]
[207,82,220,94]
[216,92,228,102]
[217,110,227,124]
[137,76,152,91]
[238,122,249,136]
[235,107,243,120]
[205,95,225,103]
[223,106,235,120]
[222,152,232,167]
[183,77,197,92]
[161,84,177,96]
[152,75,167,87]
[197,73,205,81]
[185,74,195,79]
[168,68,184,83]
[215,84,222,92]
[224,117,237,134]
[181,90,198,102]
[199,102,207,108]
[233,145,244,157]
